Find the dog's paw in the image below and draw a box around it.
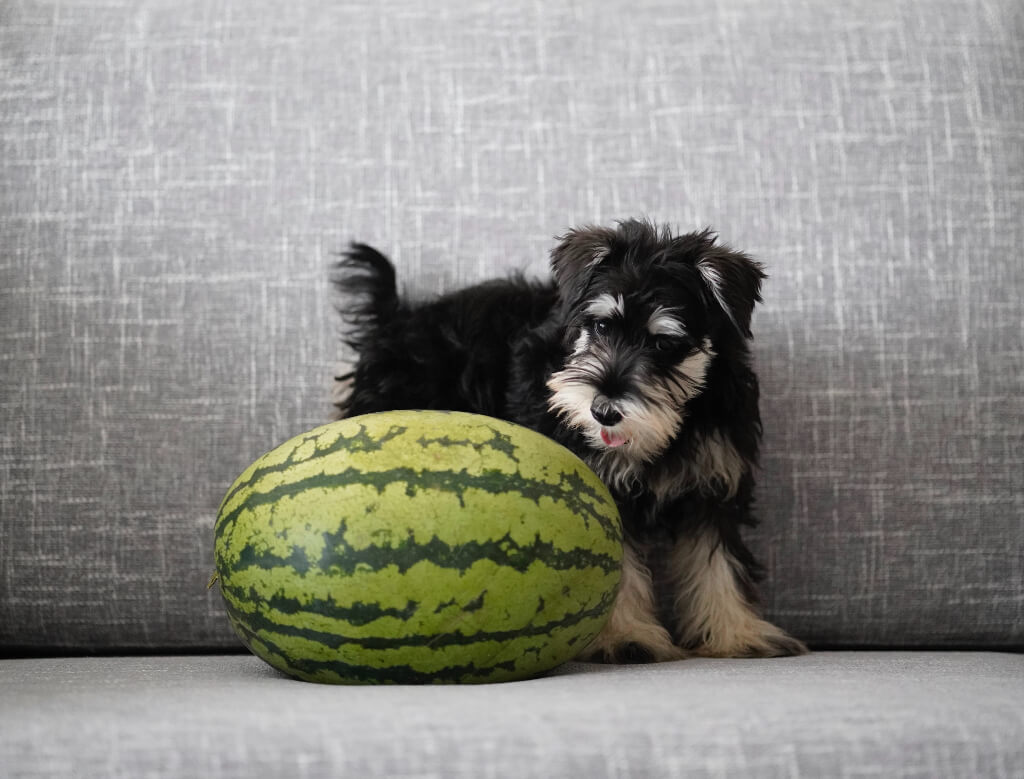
[577,633,686,664]
[691,618,809,658]
[613,642,658,664]
[752,628,809,658]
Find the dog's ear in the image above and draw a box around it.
[695,243,766,339]
[550,225,618,304]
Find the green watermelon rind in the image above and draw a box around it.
[213,410,623,684]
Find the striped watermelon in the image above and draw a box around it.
[213,410,622,684]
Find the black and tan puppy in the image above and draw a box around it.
[332,219,807,662]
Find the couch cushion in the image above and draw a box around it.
[1,652,1022,778]
[1,0,1022,650]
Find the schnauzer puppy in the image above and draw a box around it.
[331,219,807,662]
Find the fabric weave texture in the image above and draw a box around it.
[1,0,1022,650]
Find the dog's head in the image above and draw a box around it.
[546,219,765,464]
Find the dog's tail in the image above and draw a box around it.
[331,243,400,347]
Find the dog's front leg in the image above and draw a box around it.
[668,526,808,658]
[577,543,685,663]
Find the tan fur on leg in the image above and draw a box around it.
[670,529,808,658]
[578,543,684,663]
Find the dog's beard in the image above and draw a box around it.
[547,332,715,483]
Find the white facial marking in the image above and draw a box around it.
[672,338,714,401]
[646,308,687,338]
[571,328,590,356]
[585,293,625,320]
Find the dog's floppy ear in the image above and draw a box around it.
[550,225,618,304]
[695,242,766,339]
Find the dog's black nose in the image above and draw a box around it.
[591,399,623,427]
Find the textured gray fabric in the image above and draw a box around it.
[1,0,1022,650]
[1,652,1022,778]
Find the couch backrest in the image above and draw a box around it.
[2,0,1021,652]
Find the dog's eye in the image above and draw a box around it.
[594,319,611,336]
[652,335,675,351]
[652,335,697,353]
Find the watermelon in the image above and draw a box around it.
[213,410,622,684]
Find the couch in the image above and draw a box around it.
[2,0,1021,776]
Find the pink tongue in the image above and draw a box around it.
[600,429,628,448]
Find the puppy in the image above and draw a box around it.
[331,219,807,662]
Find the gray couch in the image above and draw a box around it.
[2,0,1022,776]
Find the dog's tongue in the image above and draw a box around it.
[600,429,628,448]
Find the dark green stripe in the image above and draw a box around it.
[219,422,409,514]
[223,521,620,578]
[217,464,620,547]
[414,425,519,463]
[243,590,420,626]
[222,584,613,653]
[227,612,523,684]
